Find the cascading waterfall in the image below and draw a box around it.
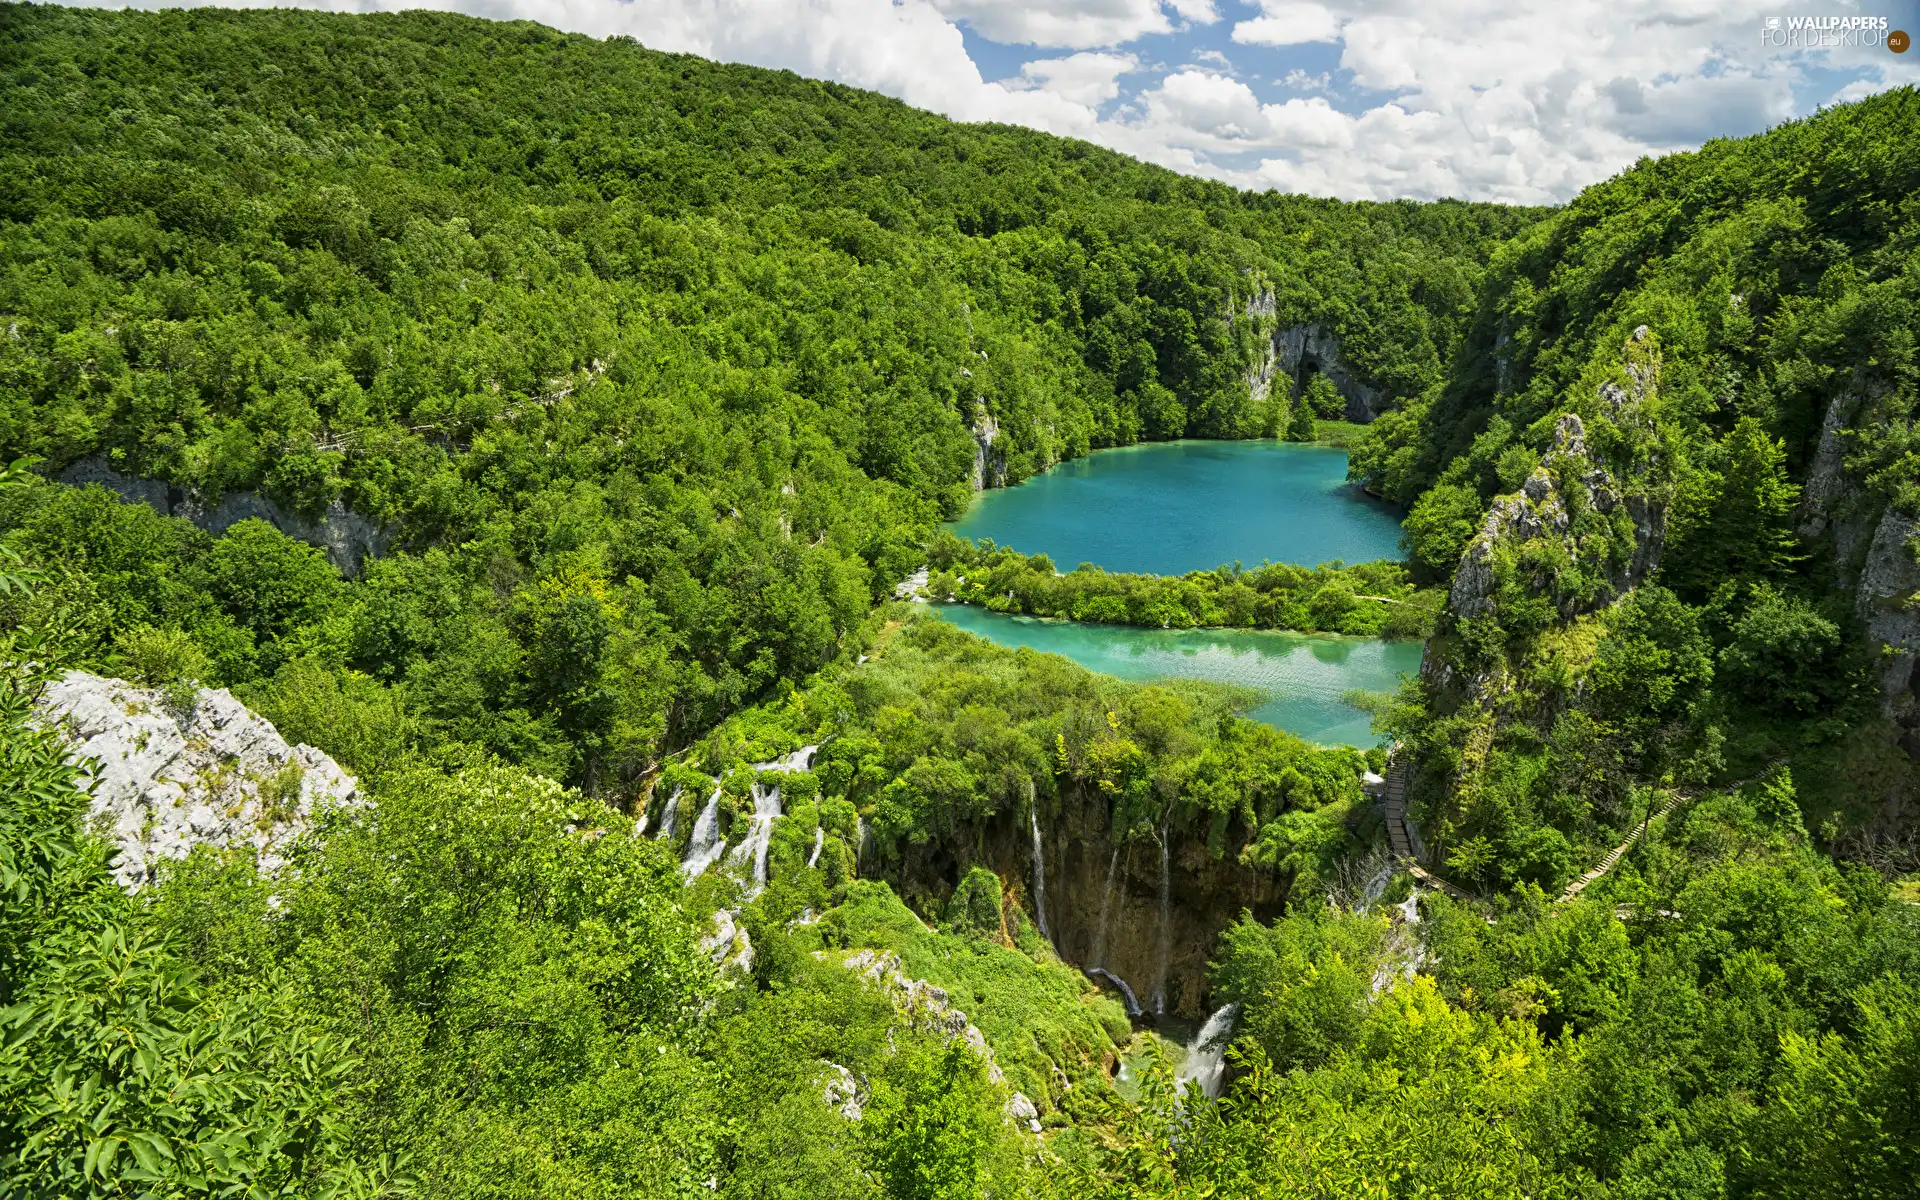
[682,745,819,889]
[680,786,727,881]
[1091,847,1120,967]
[1087,967,1144,1018]
[726,778,783,898]
[1355,854,1393,912]
[652,786,682,842]
[807,827,824,868]
[1151,831,1172,1015]
[1173,1003,1238,1101]
[1029,807,1050,941]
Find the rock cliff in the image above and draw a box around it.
[57,455,388,575]
[35,670,359,891]
[877,785,1287,1019]
[1239,291,1388,423]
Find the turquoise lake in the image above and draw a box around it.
[931,441,1420,746]
[947,440,1403,575]
[932,604,1419,747]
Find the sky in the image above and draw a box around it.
[72,1,1920,204]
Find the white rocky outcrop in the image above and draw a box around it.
[823,1063,865,1121]
[838,948,1004,1085]
[1239,292,1386,423]
[970,405,1004,491]
[35,670,358,891]
[701,908,755,974]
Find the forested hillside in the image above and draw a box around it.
[1,5,1918,1200]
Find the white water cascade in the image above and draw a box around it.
[680,786,728,881]
[1087,967,1144,1018]
[1029,807,1050,941]
[1174,1004,1238,1101]
[724,745,819,896]
[1151,832,1172,1015]
[807,827,825,868]
[1091,847,1120,967]
[681,745,819,889]
[652,786,682,843]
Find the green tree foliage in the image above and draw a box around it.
[925,534,1440,638]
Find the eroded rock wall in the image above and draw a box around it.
[1240,292,1388,423]
[879,784,1286,1019]
[35,670,358,891]
[57,454,387,575]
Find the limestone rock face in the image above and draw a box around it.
[840,948,1005,1084]
[883,782,1289,1020]
[35,670,358,891]
[57,454,387,576]
[1241,294,1386,423]
[970,406,1005,491]
[1446,411,1662,629]
[1856,510,1920,717]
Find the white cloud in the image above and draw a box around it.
[924,0,1211,48]
[1232,2,1344,46]
[1281,67,1331,91]
[1013,51,1139,107]
[65,0,1920,203]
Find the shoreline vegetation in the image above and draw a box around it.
[923,531,1442,639]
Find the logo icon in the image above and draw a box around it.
[1892,29,1911,52]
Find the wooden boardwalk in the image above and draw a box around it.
[1558,792,1682,903]
[1381,747,1477,903]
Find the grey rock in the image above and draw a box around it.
[970,405,1004,491]
[839,949,1006,1086]
[1856,510,1920,714]
[701,908,755,974]
[35,670,358,892]
[56,454,388,576]
[1447,409,1664,628]
[1241,296,1387,423]
[823,1063,865,1121]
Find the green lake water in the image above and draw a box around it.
[931,441,1421,747]
[932,604,1419,747]
[948,440,1402,575]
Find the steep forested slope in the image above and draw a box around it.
[1350,85,1920,886]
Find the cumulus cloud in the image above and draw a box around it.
[1013,51,1139,107]
[67,0,1920,203]
[925,0,1214,48]
[1232,2,1345,46]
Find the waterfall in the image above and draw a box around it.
[1355,855,1393,912]
[1029,807,1050,941]
[1087,967,1144,1018]
[725,744,821,898]
[653,785,682,842]
[680,786,727,881]
[1174,1004,1238,1101]
[726,778,783,898]
[807,826,825,869]
[680,744,818,888]
[1151,832,1171,1016]
[1091,847,1120,966]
